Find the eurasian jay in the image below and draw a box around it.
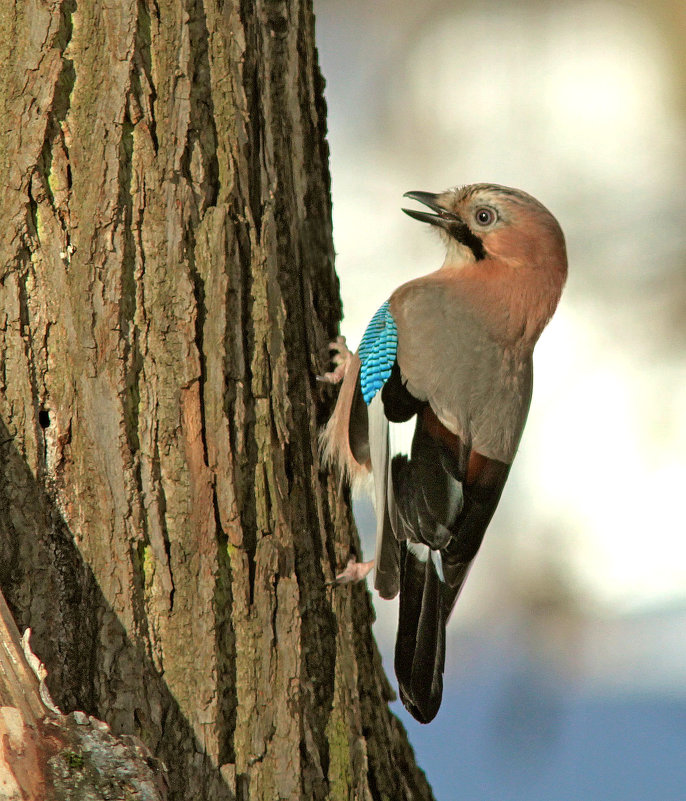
[320,183,567,723]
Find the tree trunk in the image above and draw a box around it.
[0,2,434,800]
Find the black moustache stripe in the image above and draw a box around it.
[450,221,486,261]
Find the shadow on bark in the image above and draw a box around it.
[0,416,237,799]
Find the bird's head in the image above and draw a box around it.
[403,183,568,342]
[403,183,567,279]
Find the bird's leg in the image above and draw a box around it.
[317,335,353,384]
[328,557,375,585]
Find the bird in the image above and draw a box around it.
[319,183,567,723]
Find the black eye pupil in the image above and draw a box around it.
[477,209,492,224]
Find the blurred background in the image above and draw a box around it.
[314,0,686,798]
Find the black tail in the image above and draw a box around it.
[385,405,511,723]
[394,542,447,723]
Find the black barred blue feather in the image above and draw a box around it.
[358,301,398,405]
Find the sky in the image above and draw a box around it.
[314,1,686,797]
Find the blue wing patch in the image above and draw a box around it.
[358,300,398,405]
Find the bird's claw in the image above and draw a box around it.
[327,558,375,585]
[317,336,353,385]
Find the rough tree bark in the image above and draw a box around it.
[0,2,434,800]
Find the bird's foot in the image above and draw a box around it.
[328,558,375,585]
[317,336,353,384]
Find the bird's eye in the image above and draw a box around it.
[475,207,496,226]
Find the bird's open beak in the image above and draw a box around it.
[402,191,460,229]
[402,190,486,261]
